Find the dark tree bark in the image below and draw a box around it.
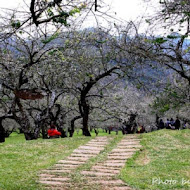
[69,116,82,137]
[78,66,120,136]
[0,116,15,143]
[122,113,138,134]
[0,118,6,143]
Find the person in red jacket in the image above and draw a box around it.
[47,122,61,138]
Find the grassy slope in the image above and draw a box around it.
[0,130,121,190]
[0,132,92,190]
[120,129,190,190]
[0,130,189,190]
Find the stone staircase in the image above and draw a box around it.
[38,135,141,190]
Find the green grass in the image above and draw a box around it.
[120,129,190,190]
[1,129,189,190]
[0,129,121,190]
[0,132,92,190]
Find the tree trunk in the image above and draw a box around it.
[0,119,5,143]
[24,132,37,140]
[61,129,67,138]
[82,128,91,136]
[70,116,82,137]
[82,106,91,136]
[79,96,91,136]
[42,125,48,139]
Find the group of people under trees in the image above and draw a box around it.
[46,116,189,139]
[158,117,183,130]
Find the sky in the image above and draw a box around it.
[0,0,157,22]
[0,0,160,34]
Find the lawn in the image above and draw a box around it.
[0,130,121,190]
[120,129,190,190]
[0,129,189,190]
[0,132,92,190]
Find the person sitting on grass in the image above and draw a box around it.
[47,122,61,138]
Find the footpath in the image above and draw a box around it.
[38,135,141,190]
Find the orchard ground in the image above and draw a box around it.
[0,129,189,190]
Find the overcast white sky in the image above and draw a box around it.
[0,0,157,21]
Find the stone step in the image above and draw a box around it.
[88,179,125,185]
[85,176,114,180]
[105,160,126,163]
[90,138,109,141]
[109,152,134,156]
[107,155,132,160]
[78,146,104,150]
[66,156,89,161]
[45,187,69,190]
[73,149,100,154]
[70,153,95,157]
[118,141,139,145]
[54,164,78,168]
[92,166,121,171]
[39,177,70,182]
[91,168,120,174]
[42,169,71,173]
[111,149,139,152]
[39,180,64,185]
[85,144,105,147]
[39,174,57,177]
[89,141,108,143]
[103,163,125,167]
[81,171,115,176]
[58,160,85,164]
[117,145,142,148]
[107,186,132,190]
[86,142,109,145]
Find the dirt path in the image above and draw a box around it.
[38,135,141,190]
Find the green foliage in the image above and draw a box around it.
[85,73,94,78]
[47,8,54,17]
[95,39,108,44]
[184,46,190,53]
[69,7,81,16]
[41,32,59,44]
[48,49,58,55]
[152,37,167,44]
[167,35,179,39]
[11,20,21,29]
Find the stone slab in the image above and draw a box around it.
[107,156,132,160]
[85,144,105,147]
[105,160,126,163]
[117,145,142,148]
[92,166,120,171]
[66,156,89,161]
[103,163,125,167]
[81,171,115,176]
[70,153,95,157]
[88,179,125,185]
[111,149,139,152]
[73,149,100,154]
[39,180,64,185]
[39,177,70,182]
[58,160,85,164]
[78,146,104,150]
[39,174,56,177]
[108,153,134,156]
[54,164,78,168]
[91,168,120,174]
[42,169,71,173]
